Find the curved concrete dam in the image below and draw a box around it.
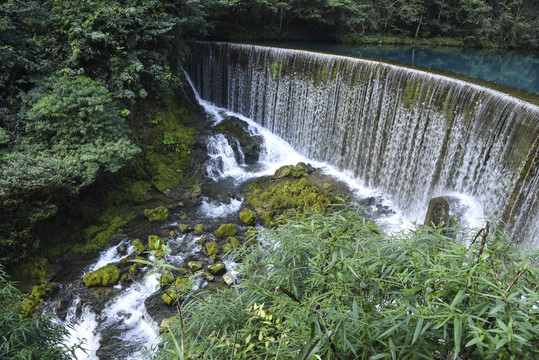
[186,42,539,246]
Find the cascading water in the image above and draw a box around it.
[186,42,539,245]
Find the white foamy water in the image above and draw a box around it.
[62,301,101,360]
[101,274,160,357]
[85,239,133,274]
[199,198,243,218]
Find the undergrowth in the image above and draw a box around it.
[154,203,538,360]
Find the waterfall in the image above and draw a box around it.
[186,42,539,245]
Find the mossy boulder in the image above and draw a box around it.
[239,209,257,226]
[180,224,192,233]
[22,282,53,314]
[223,236,240,252]
[214,223,237,238]
[217,116,263,164]
[187,261,202,272]
[83,264,121,287]
[194,223,205,235]
[205,242,220,261]
[208,263,226,275]
[144,206,169,222]
[132,239,146,256]
[245,164,334,226]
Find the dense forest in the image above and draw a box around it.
[0,1,538,358]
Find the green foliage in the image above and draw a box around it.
[0,265,79,359]
[156,204,539,359]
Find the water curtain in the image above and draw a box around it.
[186,42,539,245]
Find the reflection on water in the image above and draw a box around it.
[271,43,538,94]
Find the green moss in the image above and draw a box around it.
[205,242,220,261]
[128,265,138,275]
[227,236,240,248]
[144,206,169,222]
[214,224,237,238]
[194,223,205,235]
[180,224,192,233]
[247,177,332,213]
[269,61,283,80]
[72,207,136,254]
[145,105,196,192]
[239,209,257,226]
[108,180,151,205]
[132,239,146,256]
[274,164,312,179]
[208,263,226,275]
[83,264,121,287]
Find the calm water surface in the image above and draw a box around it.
[270,43,539,94]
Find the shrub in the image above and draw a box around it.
[156,204,538,360]
[0,266,79,359]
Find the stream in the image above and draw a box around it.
[40,75,485,359]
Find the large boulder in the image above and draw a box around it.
[217,116,263,164]
[424,196,460,228]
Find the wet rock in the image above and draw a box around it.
[145,292,177,325]
[117,244,127,256]
[424,196,459,228]
[205,242,220,261]
[208,263,226,275]
[214,223,237,238]
[202,272,215,282]
[132,239,146,256]
[83,264,121,287]
[218,116,263,164]
[239,209,257,226]
[223,274,234,286]
[188,261,202,272]
[180,224,192,233]
[55,297,73,322]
